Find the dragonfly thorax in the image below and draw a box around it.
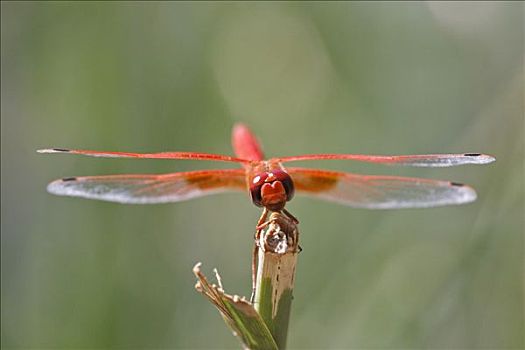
[249,169,295,211]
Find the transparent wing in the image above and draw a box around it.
[46,169,247,204]
[288,168,477,209]
[38,148,249,163]
[278,153,495,167]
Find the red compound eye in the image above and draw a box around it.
[250,173,267,207]
[249,170,295,209]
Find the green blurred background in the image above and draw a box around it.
[1,2,523,349]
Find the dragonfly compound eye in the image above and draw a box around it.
[249,173,268,207]
[249,170,295,209]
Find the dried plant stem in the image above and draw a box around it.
[253,211,300,349]
[194,210,299,349]
[193,263,277,350]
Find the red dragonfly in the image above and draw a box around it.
[39,124,495,217]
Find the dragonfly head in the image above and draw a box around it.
[250,169,295,211]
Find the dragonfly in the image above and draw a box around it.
[39,123,495,218]
[39,124,495,300]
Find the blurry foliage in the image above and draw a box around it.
[1,2,523,349]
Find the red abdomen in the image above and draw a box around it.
[232,123,265,161]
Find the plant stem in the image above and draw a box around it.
[194,210,299,349]
[253,211,300,349]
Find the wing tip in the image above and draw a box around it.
[47,178,69,195]
[463,153,496,165]
[37,148,71,154]
[47,177,83,194]
[61,177,78,182]
[449,181,477,204]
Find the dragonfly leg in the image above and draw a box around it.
[257,207,269,226]
[283,208,299,224]
[256,221,272,231]
[255,208,272,231]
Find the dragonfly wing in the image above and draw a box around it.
[46,169,247,204]
[288,168,477,209]
[279,153,495,167]
[38,148,249,163]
